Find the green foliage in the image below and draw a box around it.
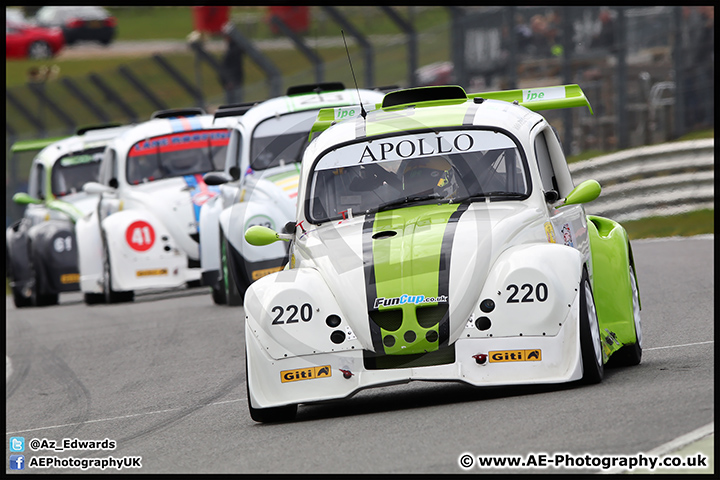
[623,209,714,240]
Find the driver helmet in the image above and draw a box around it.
[402,156,458,199]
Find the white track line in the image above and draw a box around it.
[5,398,246,435]
[644,340,714,351]
[5,340,715,435]
[601,422,714,474]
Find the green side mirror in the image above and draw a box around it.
[13,192,43,205]
[245,225,283,246]
[563,179,601,206]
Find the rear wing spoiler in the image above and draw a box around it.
[10,136,69,153]
[468,84,594,115]
[309,103,380,140]
[309,84,593,139]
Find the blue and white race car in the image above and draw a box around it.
[75,109,238,304]
[199,83,387,305]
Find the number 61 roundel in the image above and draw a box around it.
[126,220,156,252]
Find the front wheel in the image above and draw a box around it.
[608,265,642,367]
[102,244,134,304]
[246,356,297,423]
[29,259,58,307]
[28,41,53,59]
[579,268,603,384]
[220,230,245,306]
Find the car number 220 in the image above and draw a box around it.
[506,283,548,303]
[271,303,313,324]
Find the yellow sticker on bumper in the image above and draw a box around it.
[488,349,542,363]
[136,268,168,277]
[252,266,283,281]
[60,273,80,284]
[280,365,332,383]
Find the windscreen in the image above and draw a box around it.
[51,146,104,197]
[126,129,229,185]
[308,129,529,223]
[248,110,317,171]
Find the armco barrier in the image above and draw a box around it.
[569,139,714,222]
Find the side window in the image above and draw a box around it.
[28,161,41,198]
[225,128,242,172]
[36,164,47,200]
[534,130,558,193]
[99,148,117,185]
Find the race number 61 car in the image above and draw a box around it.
[242,84,642,422]
[199,82,387,306]
[6,124,133,307]
[76,109,237,304]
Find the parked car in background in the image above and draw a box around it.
[35,6,116,46]
[6,124,133,307]
[6,19,65,59]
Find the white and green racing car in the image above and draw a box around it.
[242,84,643,422]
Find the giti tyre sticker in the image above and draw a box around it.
[488,349,542,362]
[126,221,155,252]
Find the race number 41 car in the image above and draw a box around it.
[76,109,236,304]
[242,84,643,422]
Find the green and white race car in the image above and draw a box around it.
[6,124,133,307]
[242,84,642,422]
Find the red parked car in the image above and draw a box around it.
[6,20,65,59]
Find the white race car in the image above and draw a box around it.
[76,108,238,304]
[6,124,133,307]
[199,82,387,305]
[242,84,643,422]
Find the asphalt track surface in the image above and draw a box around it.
[5,236,714,474]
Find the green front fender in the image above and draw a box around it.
[587,215,640,359]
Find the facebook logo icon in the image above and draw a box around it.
[10,437,25,452]
[10,455,25,470]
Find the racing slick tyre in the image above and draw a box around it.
[220,230,245,307]
[28,41,53,59]
[579,267,604,384]
[8,250,32,308]
[211,232,228,305]
[83,292,105,305]
[29,259,58,307]
[102,244,134,304]
[607,265,643,368]
[246,357,297,423]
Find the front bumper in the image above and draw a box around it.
[246,308,583,410]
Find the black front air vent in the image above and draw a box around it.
[189,233,200,244]
[416,304,447,329]
[381,85,467,108]
[369,309,403,332]
[363,344,456,370]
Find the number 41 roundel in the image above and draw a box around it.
[126,220,155,251]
